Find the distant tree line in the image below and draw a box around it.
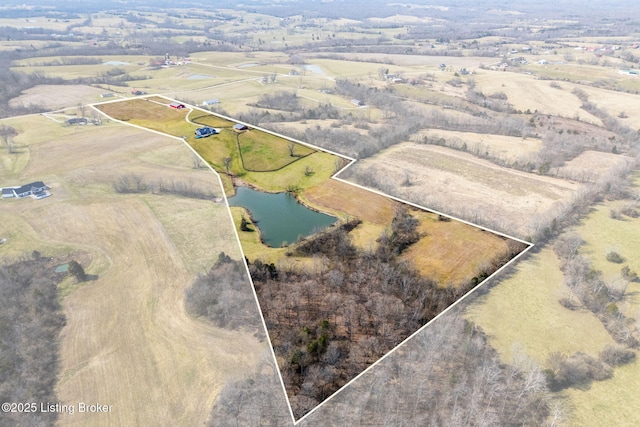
[0,256,66,427]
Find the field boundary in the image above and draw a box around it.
[91,94,533,425]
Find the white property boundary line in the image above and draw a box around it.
[89,95,534,425]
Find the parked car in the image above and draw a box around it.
[195,126,218,138]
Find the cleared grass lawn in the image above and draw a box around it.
[0,208,75,260]
[401,211,513,287]
[414,129,543,162]
[188,130,241,174]
[242,150,341,192]
[189,111,235,128]
[98,97,198,137]
[466,248,616,366]
[1,115,266,427]
[238,129,315,171]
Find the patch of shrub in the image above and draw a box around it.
[621,265,639,282]
[599,345,636,366]
[545,351,613,391]
[606,251,624,264]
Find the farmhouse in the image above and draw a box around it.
[351,99,365,107]
[233,123,249,131]
[202,99,220,106]
[2,181,49,198]
[169,101,186,109]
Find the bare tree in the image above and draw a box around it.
[0,124,18,153]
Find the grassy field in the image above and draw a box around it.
[473,72,603,125]
[563,358,640,427]
[349,142,579,238]
[579,85,640,130]
[0,116,266,427]
[560,194,640,427]
[466,248,616,366]
[96,97,331,192]
[557,151,634,183]
[414,128,543,162]
[238,129,315,171]
[299,178,398,250]
[8,84,113,111]
[401,210,514,287]
[573,200,640,319]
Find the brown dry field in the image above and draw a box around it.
[473,72,603,125]
[1,117,265,426]
[557,150,634,182]
[401,210,513,286]
[301,178,399,249]
[414,129,543,162]
[349,143,581,238]
[578,84,640,130]
[9,85,112,111]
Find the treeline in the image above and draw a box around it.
[209,310,552,426]
[112,175,218,200]
[0,256,66,427]
[185,252,263,334]
[249,208,525,418]
[553,233,640,348]
[237,102,341,125]
[268,120,423,159]
[250,90,300,112]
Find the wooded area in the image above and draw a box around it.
[249,209,526,418]
[0,256,66,427]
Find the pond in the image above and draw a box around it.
[228,186,337,247]
[302,64,324,75]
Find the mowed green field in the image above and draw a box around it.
[239,130,315,171]
[96,97,343,193]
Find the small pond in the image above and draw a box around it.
[302,64,324,75]
[228,186,337,247]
